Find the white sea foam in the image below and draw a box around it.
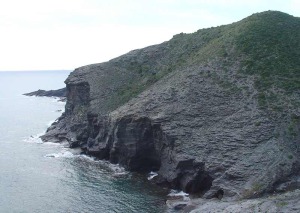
[87,159,128,176]
[147,171,158,180]
[110,164,128,176]
[23,133,44,144]
[168,190,190,201]
[78,154,97,161]
[43,144,128,176]
[71,153,127,174]
[45,151,74,158]
[47,120,55,127]
[43,142,62,146]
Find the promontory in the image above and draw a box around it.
[39,11,300,212]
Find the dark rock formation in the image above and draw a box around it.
[183,189,300,212]
[41,11,300,201]
[24,88,66,98]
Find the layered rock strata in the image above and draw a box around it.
[41,11,300,201]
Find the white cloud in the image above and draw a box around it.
[289,0,300,16]
[0,0,298,70]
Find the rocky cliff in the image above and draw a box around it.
[42,11,300,202]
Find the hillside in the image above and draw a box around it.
[42,10,300,207]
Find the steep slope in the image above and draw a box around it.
[42,11,300,200]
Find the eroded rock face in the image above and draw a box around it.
[108,116,162,171]
[165,189,300,212]
[41,59,300,198]
[41,11,300,199]
[43,59,299,198]
[82,114,213,193]
[41,79,90,143]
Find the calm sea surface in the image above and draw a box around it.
[0,71,167,213]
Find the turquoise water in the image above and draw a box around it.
[0,71,167,213]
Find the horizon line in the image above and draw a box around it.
[0,69,72,72]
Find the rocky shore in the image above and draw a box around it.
[32,11,300,212]
[24,88,66,100]
[167,189,300,212]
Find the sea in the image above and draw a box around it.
[0,71,169,213]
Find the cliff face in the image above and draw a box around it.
[42,11,300,199]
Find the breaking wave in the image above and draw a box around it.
[167,190,190,201]
[44,151,74,158]
[147,171,158,180]
[23,133,44,144]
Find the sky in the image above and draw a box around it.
[0,0,299,71]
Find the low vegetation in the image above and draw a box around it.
[111,11,299,114]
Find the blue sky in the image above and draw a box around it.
[0,0,299,71]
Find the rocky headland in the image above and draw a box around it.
[36,11,300,212]
[24,88,66,100]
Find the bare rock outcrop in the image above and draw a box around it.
[41,10,300,205]
[24,88,66,98]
